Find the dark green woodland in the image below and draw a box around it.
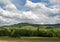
[0,23,60,38]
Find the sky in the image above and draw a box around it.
[0,0,60,26]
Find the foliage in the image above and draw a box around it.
[0,23,60,38]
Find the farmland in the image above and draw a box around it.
[0,37,60,42]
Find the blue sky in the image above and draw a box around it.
[10,0,51,12]
[0,0,60,26]
[30,0,49,3]
[11,0,53,11]
[30,0,41,3]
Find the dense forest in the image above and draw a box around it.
[0,23,60,38]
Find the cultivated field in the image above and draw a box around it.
[0,37,60,42]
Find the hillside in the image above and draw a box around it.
[0,23,60,38]
[0,23,60,29]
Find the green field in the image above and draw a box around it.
[0,37,60,42]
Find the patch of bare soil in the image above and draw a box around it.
[0,40,29,42]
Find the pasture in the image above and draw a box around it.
[0,37,60,42]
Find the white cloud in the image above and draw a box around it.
[0,0,60,26]
[25,0,60,24]
[49,0,60,4]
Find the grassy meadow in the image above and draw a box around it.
[0,37,60,42]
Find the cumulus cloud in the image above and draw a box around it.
[25,0,60,24]
[49,0,60,4]
[0,0,60,26]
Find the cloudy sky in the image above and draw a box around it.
[0,0,60,26]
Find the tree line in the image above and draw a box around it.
[0,27,60,38]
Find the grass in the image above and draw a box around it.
[0,37,60,42]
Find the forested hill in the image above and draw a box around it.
[6,23,60,26]
[0,23,60,37]
[1,23,60,29]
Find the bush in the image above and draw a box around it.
[10,30,20,37]
[19,29,32,36]
[55,31,60,38]
[0,29,10,36]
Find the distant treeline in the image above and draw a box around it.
[0,26,60,38]
[2,23,60,28]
